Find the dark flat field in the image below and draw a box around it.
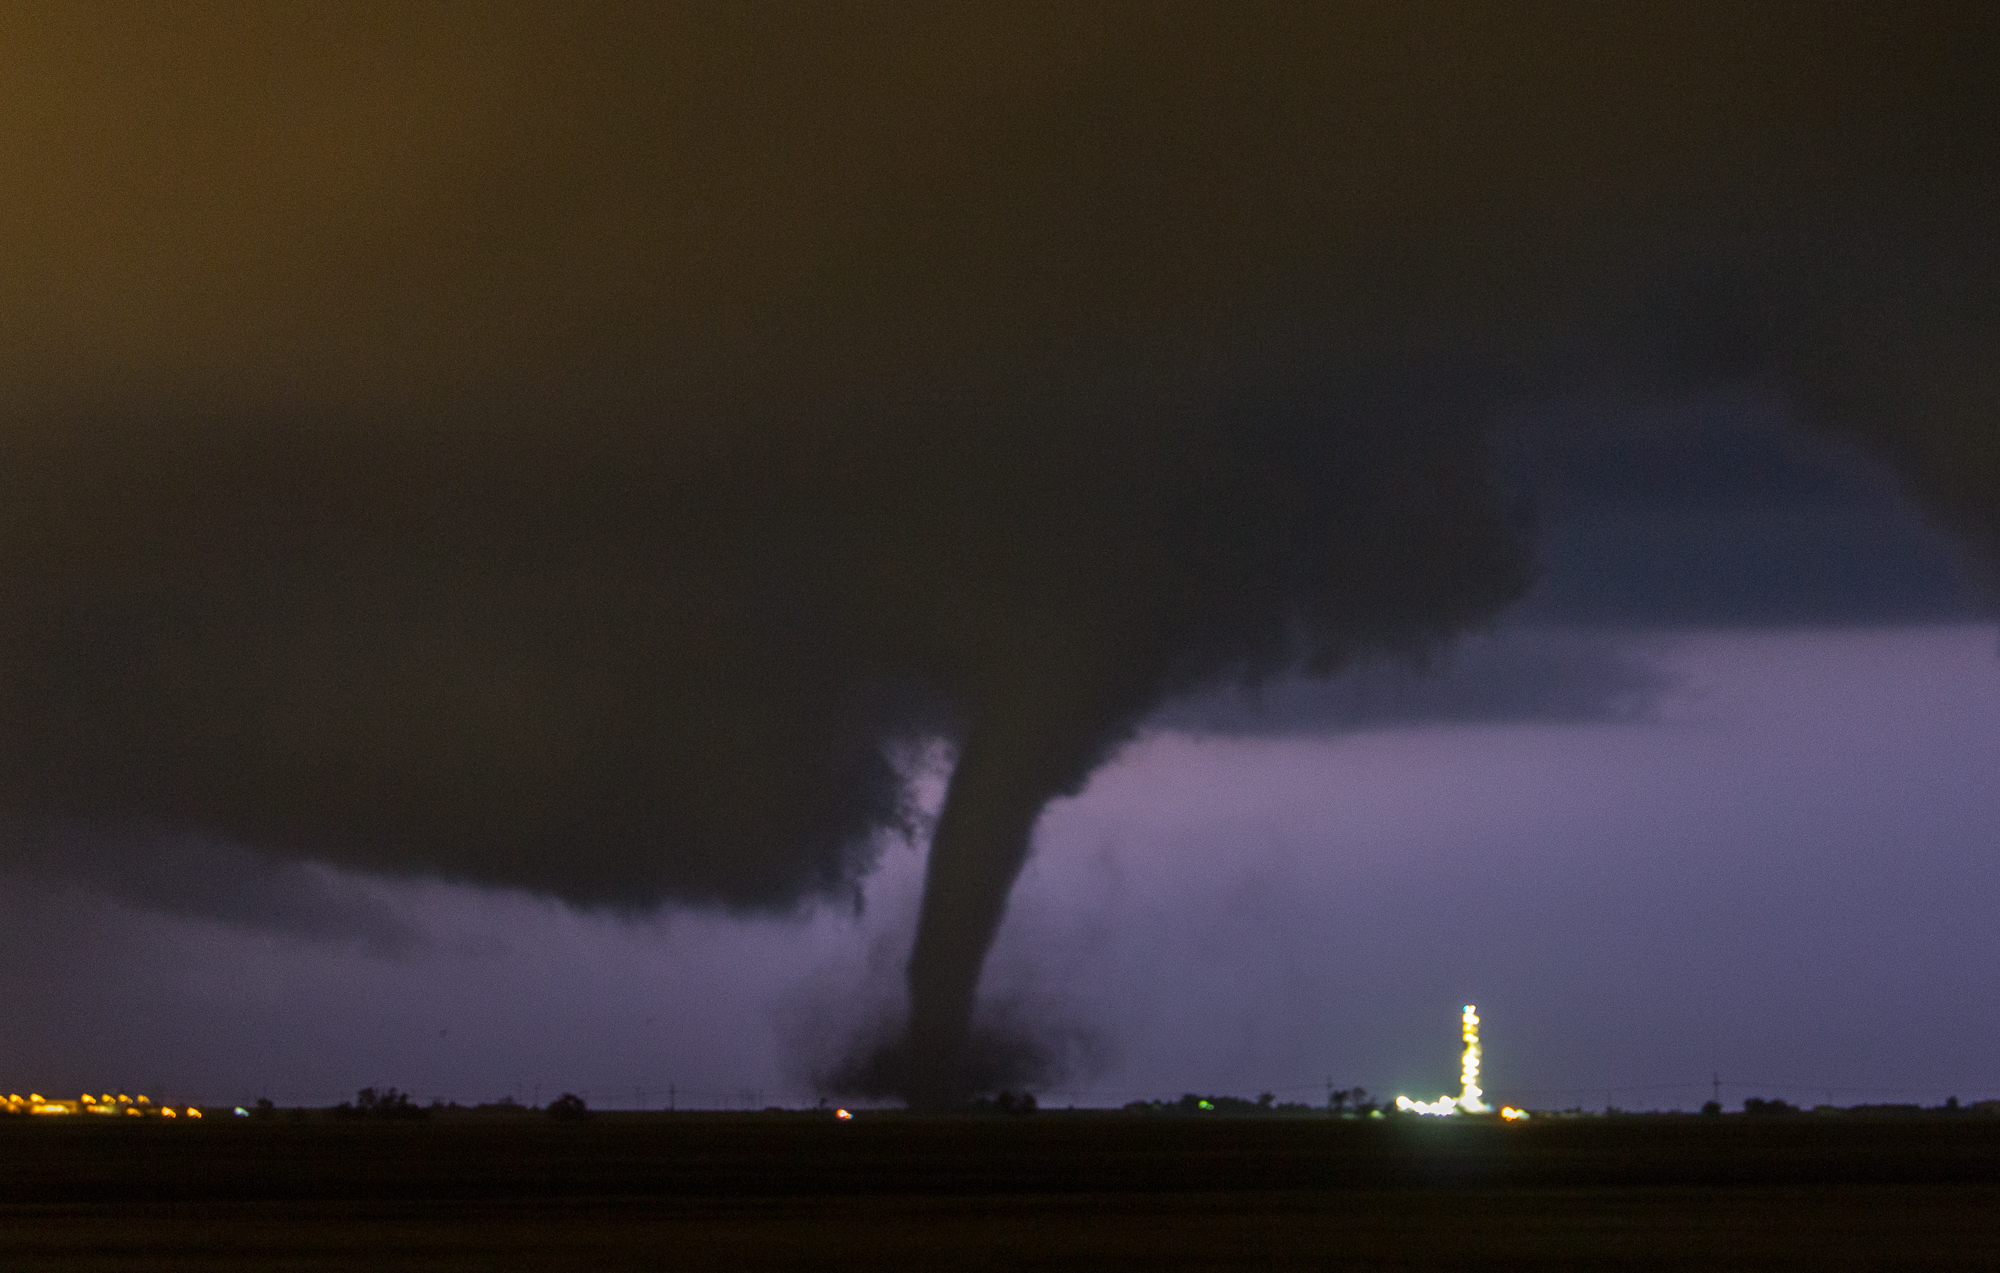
[2,1114,1996,1269]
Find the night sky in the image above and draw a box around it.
[1,4,1995,1110]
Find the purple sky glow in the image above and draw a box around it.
[6,623,1994,1113]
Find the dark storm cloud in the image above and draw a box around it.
[0,4,1995,1098]
[1146,629,1673,737]
[1503,389,1991,626]
[4,824,417,953]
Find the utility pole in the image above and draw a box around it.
[1712,1072,1721,1105]
[669,1083,675,1112]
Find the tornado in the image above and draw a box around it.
[901,720,1058,1106]
[899,688,1133,1106]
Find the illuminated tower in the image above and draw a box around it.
[1395,1003,1524,1118]
[1457,1005,1489,1113]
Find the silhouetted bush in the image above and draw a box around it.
[1742,1097,1799,1117]
[547,1093,589,1121]
[1329,1087,1381,1116]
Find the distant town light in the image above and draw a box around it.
[0,1089,209,1121]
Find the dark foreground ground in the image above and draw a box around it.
[3,1113,1997,1269]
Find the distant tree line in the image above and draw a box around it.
[322,1088,590,1120]
[969,1090,1038,1116]
[331,1087,429,1120]
[1122,1092,1333,1116]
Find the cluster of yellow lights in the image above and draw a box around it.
[5,1092,197,1118]
[1393,1005,1529,1120]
